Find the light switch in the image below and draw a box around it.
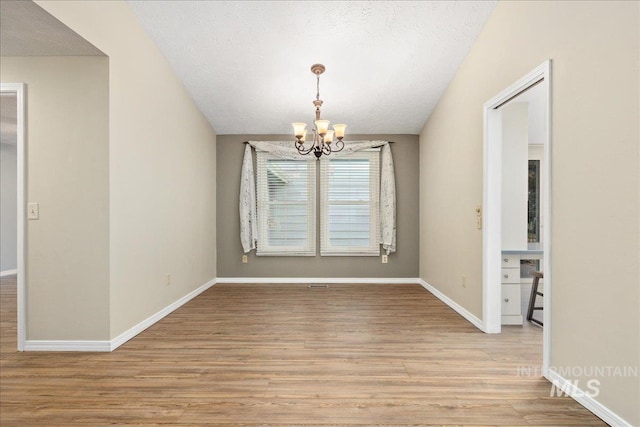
[27,202,39,220]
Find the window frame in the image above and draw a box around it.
[319,149,381,256]
[255,152,316,256]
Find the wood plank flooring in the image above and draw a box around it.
[0,276,607,426]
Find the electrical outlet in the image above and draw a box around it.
[242,255,248,264]
[461,275,467,288]
[381,254,388,264]
[166,274,171,286]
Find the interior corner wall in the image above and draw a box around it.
[419,1,639,424]
[1,142,17,273]
[216,134,419,278]
[0,56,110,340]
[36,1,218,339]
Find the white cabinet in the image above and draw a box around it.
[501,254,523,325]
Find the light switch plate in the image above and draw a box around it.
[27,202,39,220]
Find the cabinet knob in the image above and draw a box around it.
[503,258,509,263]
[503,274,509,279]
[504,298,509,302]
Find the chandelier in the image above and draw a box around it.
[292,64,346,158]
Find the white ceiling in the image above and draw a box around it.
[0,1,497,136]
[127,1,497,135]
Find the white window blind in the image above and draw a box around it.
[320,150,380,256]
[256,152,316,256]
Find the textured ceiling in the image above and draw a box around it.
[0,0,103,56]
[127,1,496,135]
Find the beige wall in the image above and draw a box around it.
[217,134,419,278]
[1,56,110,340]
[36,1,218,339]
[420,1,639,424]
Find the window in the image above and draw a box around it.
[320,150,380,256]
[528,159,540,243]
[256,152,316,255]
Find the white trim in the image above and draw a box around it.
[482,99,503,334]
[546,369,633,427]
[482,61,552,374]
[109,278,216,351]
[23,340,111,352]
[22,279,216,352]
[541,60,552,375]
[216,277,420,284]
[419,279,484,331]
[0,269,18,277]
[1,83,26,351]
[256,153,317,256]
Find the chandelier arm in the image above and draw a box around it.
[332,139,345,153]
[296,140,316,156]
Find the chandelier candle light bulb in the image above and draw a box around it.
[324,130,334,144]
[315,120,330,137]
[293,122,307,139]
[292,64,346,158]
[333,124,346,140]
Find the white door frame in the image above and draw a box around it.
[1,83,26,351]
[482,61,552,374]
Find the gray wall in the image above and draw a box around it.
[217,134,419,278]
[1,142,17,272]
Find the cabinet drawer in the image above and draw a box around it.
[501,254,519,267]
[501,285,521,315]
[501,268,520,284]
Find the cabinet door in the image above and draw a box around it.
[501,284,521,315]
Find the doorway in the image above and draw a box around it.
[482,61,552,374]
[0,83,26,351]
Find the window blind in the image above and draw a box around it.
[256,152,316,256]
[320,150,380,256]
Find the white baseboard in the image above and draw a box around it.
[418,279,484,331]
[0,269,17,277]
[23,340,111,352]
[546,369,633,427]
[216,277,421,284]
[110,278,216,351]
[23,278,216,352]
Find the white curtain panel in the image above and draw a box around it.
[239,140,396,254]
[380,143,396,255]
[239,144,257,253]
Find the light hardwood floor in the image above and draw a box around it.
[0,276,606,426]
